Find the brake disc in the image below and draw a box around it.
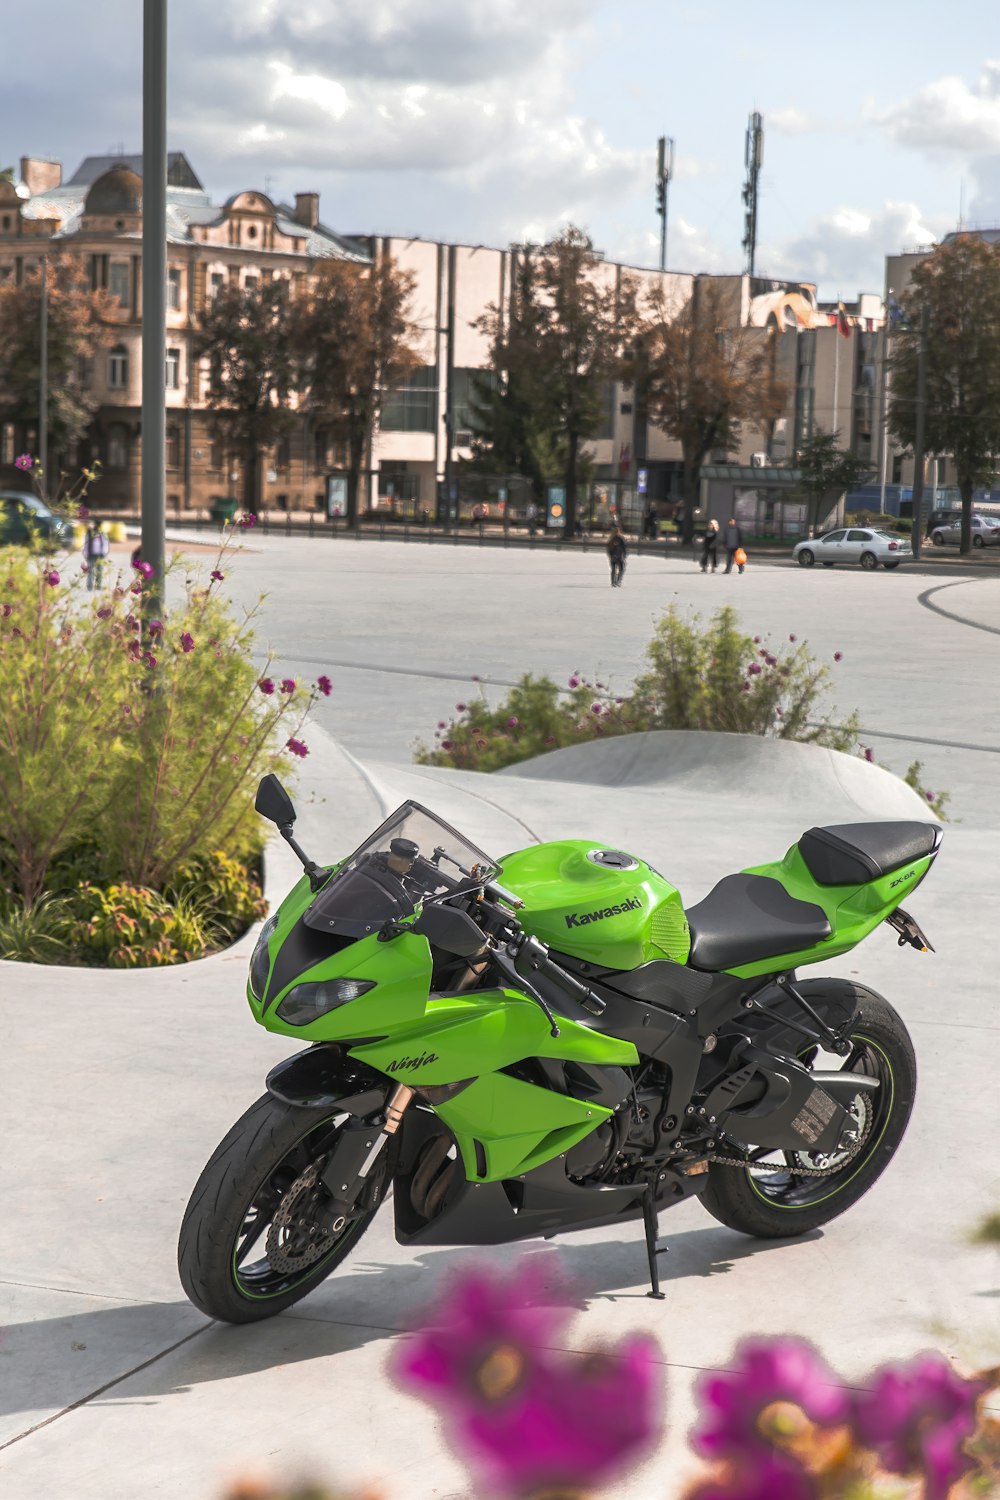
[266,1162,343,1275]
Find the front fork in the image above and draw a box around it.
[316,1083,414,1229]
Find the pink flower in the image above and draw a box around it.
[568,676,581,688]
[15,453,33,471]
[179,632,195,653]
[693,1337,849,1466]
[97,606,112,620]
[853,1355,986,1500]
[747,663,762,675]
[132,559,153,580]
[1,603,12,618]
[45,570,60,587]
[833,651,843,662]
[863,747,874,763]
[81,562,89,574]
[506,716,519,728]
[926,791,936,802]
[280,677,296,694]
[441,739,453,750]
[456,702,467,712]
[148,619,163,635]
[144,651,157,668]
[77,505,90,520]
[753,635,762,644]
[125,614,140,632]
[258,678,275,695]
[287,737,309,757]
[237,512,257,529]
[788,633,797,642]
[210,569,224,581]
[437,721,447,729]
[591,702,602,715]
[392,1263,661,1498]
[316,674,332,696]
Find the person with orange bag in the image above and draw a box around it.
[722,517,746,574]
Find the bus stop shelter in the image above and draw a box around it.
[699,463,831,542]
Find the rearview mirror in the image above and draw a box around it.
[412,903,486,958]
[255,774,296,827]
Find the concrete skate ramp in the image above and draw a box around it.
[498,729,931,819]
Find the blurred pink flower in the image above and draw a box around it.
[693,1337,849,1464]
[148,619,163,635]
[45,570,60,587]
[506,716,519,728]
[179,632,195,653]
[456,702,467,712]
[853,1355,986,1500]
[392,1262,661,1498]
[441,739,453,750]
[788,633,797,642]
[316,674,332,696]
[747,663,762,676]
[568,676,581,688]
[833,651,843,662]
[1,603,12,618]
[15,453,33,471]
[280,677,296,694]
[80,562,89,574]
[258,678,275,695]
[287,737,309,757]
[96,606,112,620]
[210,569,225,581]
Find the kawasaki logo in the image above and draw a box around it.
[386,1051,439,1074]
[565,897,642,929]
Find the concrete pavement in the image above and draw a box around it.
[2,537,999,1499]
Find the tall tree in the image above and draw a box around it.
[794,428,873,535]
[196,277,297,515]
[474,228,640,538]
[641,281,788,544]
[292,254,417,529]
[888,234,1000,554]
[0,253,114,474]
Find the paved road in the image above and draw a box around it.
[2,536,999,1499]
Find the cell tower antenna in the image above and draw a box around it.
[741,111,764,277]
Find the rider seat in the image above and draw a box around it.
[685,873,832,973]
[798,821,941,888]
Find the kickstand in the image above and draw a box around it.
[643,1185,666,1300]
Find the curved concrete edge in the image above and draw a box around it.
[496,729,937,822]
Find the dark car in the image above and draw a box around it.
[0,490,74,548]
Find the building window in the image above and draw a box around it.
[167,266,181,310]
[379,461,420,502]
[108,345,128,390]
[1,215,10,231]
[313,429,329,470]
[1,423,14,465]
[209,271,225,301]
[382,365,437,432]
[107,423,129,470]
[165,348,180,390]
[210,438,223,470]
[109,261,130,308]
[0,266,11,285]
[244,274,258,291]
[166,425,181,470]
[275,436,290,470]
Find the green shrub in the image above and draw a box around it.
[0,893,79,963]
[417,606,859,772]
[163,849,267,942]
[69,880,224,968]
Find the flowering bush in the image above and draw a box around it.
[0,544,331,963]
[14,451,102,524]
[417,607,860,772]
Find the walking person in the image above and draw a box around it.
[722,516,745,574]
[700,518,719,573]
[526,501,539,537]
[83,519,109,590]
[644,503,658,540]
[607,526,627,587]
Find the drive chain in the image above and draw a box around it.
[704,1093,874,1178]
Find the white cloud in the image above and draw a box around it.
[268,62,349,121]
[760,200,944,296]
[768,107,818,137]
[877,61,1000,154]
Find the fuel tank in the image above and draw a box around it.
[499,839,690,970]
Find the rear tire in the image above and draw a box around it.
[883,561,901,569]
[797,549,815,568]
[178,1093,392,1323]
[700,986,915,1240]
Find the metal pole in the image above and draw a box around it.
[878,316,890,513]
[142,0,167,615]
[444,243,456,530]
[910,302,929,560]
[38,257,48,491]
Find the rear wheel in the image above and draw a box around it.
[700,987,914,1239]
[883,561,901,569]
[797,549,815,568]
[178,1093,393,1323]
[860,551,879,570]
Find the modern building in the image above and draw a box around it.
[0,151,885,533]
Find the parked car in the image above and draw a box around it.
[929,514,1000,548]
[0,490,74,548]
[792,527,913,570]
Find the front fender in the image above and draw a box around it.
[266,1044,389,1113]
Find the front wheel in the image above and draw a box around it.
[797,549,815,568]
[700,986,915,1240]
[860,551,879,570]
[178,1093,393,1323]
[973,534,985,548]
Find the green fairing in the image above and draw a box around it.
[725,843,937,978]
[499,839,691,966]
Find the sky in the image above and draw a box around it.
[4,0,999,299]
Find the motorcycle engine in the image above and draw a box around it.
[564,1087,665,1184]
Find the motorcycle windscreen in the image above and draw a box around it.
[303,800,499,938]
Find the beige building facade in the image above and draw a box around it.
[0,151,884,528]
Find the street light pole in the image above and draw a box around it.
[38,257,48,489]
[909,302,929,561]
[142,0,167,615]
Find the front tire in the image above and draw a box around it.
[973,534,985,548]
[178,1093,392,1323]
[700,986,915,1240]
[797,549,815,568]
[860,551,879,570]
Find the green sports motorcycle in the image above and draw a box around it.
[178,775,940,1323]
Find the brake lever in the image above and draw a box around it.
[492,943,561,1037]
[516,933,607,1017]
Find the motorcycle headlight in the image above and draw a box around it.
[276,978,376,1026]
[248,913,279,1000]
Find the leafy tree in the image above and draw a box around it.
[196,277,297,516]
[641,281,788,544]
[794,428,873,535]
[474,227,640,538]
[0,254,114,474]
[889,234,1000,553]
[292,255,418,529]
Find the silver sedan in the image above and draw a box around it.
[792,527,913,571]
[929,515,1000,548]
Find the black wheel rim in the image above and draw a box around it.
[744,1034,895,1211]
[230,1115,384,1301]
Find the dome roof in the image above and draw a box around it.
[84,165,143,217]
